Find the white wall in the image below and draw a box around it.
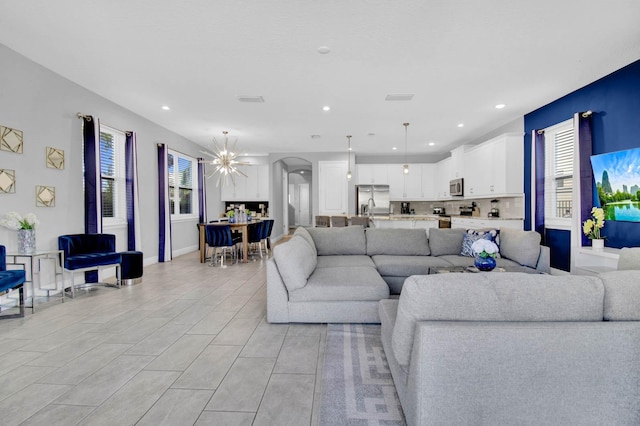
[0,44,212,262]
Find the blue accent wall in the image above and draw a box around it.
[524,59,640,249]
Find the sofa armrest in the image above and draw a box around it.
[535,245,550,274]
[266,259,290,323]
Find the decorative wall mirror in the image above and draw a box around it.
[46,146,65,169]
[0,125,24,154]
[0,169,16,193]
[36,185,55,207]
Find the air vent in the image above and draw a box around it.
[385,94,414,101]
[237,96,265,103]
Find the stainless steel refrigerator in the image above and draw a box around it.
[356,185,390,216]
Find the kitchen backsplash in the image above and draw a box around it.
[390,197,524,218]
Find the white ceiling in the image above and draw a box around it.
[1,1,639,157]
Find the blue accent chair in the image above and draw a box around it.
[0,245,26,319]
[58,234,121,296]
[205,225,237,267]
[247,221,267,259]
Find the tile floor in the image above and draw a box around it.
[0,251,327,426]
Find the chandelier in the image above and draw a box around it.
[200,131,250,187]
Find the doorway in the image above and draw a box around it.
[279,157,312,233]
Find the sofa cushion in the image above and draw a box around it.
[371,255,450,277]
[617,247,640,270]
[289,266,389,302]
[498,228,541,268]
[428,228,465,256]
[293,227,317,256]
[307,227,366,255]
[599,270,640,320]
[65,252,121,270]
[273,236,317,291]
[391,273,605,367]
[366,228,430,256]
[460,229,494,257]
[316,255,375,268]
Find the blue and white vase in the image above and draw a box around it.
[474,255,496,271]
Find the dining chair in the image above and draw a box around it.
[247,221,266,260]
[330,216,348,227]
[315,215,330,227]
[205,225,237,267]
[261,219,275,256]
[350,216,370,227]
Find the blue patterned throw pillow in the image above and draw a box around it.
[460,229,499,257]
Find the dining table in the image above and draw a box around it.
[198,219,263,264]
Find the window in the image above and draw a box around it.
[168,150,198,218]
[544,119,575,227]
[100,126,126,225]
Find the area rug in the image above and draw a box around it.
[319,323,406,425]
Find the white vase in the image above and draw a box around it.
[18,229,36,253]
[591,238,604,250]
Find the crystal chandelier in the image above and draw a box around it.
[200,131,251,187]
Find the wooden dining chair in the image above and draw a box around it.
[315,216,330,227]
[330,216,348,227]
[350,216,370,227]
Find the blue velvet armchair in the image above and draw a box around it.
[58,234,121,296]
[0,245,26,318]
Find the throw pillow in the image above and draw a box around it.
[499,228,541,268]
[273,236,317,291]
[460,229,493,257]
[428,228,465,256]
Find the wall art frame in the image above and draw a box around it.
[36,185,55,207]
[0,125,24,154]
[46,146,65,169]
[0,168,16,193]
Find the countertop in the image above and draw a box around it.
[371,215,523,221]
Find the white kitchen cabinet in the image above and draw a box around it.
[450,145,470,179]
[464,133,523,198]
[318,161,348,215]
[356,164,389,185]
[388,164,422,200]
[435,158,452,199]
[420,164,437,199]
[220,164,269,201]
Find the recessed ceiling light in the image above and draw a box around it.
[300,170,305,174]
[322,106,331,111]
[318,46,330,54]
[428,142,436,146]
[457,123,465,128]
[237,95,264,103]
[385,94,415,101]
[392,147,397,151]
[495,103,506,109]
[161,105,170,111]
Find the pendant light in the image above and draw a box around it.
[403,122,410,174]
[200,131,251,187]
[346,135,352,181]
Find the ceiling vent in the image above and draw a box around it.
[385,94,414,101]
[237,96,265,103]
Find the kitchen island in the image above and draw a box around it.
[371,215,523,231]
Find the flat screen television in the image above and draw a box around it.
[590,147,640,222]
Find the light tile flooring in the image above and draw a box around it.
[0,251,327,426]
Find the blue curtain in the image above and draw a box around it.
[125,132,141,251]
[82,115,102,282]
[575,111,594,247]
[157,143,172,262]
[533,129,545,243]
[198,158,207,224]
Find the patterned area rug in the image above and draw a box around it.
[319,324,406,425]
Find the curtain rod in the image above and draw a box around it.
[77,112,132,136]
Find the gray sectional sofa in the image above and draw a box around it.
[267,226,550,323]
[379,270,640,426]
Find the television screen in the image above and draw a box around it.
[590,147,640,222]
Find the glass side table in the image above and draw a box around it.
[6,250,66,313]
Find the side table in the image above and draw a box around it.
[6,250,65,313]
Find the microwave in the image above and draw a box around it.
[449,178,464,196]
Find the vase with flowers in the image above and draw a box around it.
[471,238,499,271]
[583,207,605,249]
[226,210,236,223]
[0,211,39,253]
